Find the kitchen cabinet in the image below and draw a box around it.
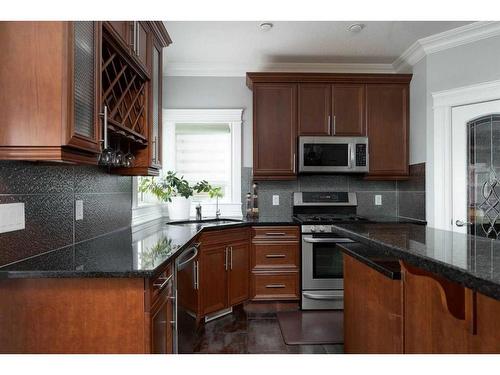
[228,241,250,306]
[250,226,300,302]
[150,267,175,354]
[298,84,331,136]
[247,73,411,180]
[252,83,297,180]
[107,21,131,49]
[297,83,365,136]
[196,228,251,319]
[332,84,366,136]
[200,246,228,315]
[366,84,409,179]
[0,21,101,163]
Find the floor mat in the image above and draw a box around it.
[276,310,343,345]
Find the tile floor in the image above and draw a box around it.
[190,306,344,354]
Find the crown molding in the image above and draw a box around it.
[393,21,500,71]
[164,61,396,77]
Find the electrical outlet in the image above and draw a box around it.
[0,203,25,234]
[375,195,382,206]
[75,200,84,221]
[272,195,280,206]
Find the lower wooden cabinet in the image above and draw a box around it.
[250,226,300,302]
[197,228,250,318]
[343,254,403,353]
[150,273,175,354]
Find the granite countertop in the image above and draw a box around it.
[331,223,500,300]
[0,216,298,279]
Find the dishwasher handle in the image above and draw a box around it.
[176,243,200,270]
[303,237,354,244]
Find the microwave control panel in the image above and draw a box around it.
[355,144,367,167]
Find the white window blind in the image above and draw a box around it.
[175,123,232,202]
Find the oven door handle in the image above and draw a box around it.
[303,292,343,301]
[303,237,354,243]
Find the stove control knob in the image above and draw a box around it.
[319,225,325,232]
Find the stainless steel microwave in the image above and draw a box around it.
[298,136,369,173]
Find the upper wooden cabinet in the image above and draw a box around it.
[0,21,170,174]
[298,83,365,136]
[366,84,409,179]
[252,83,297,180]
[332,84,366,136]
[0,21,101,163]
[247,73,412,180]
[298,84,331,136]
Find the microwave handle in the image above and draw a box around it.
[347,144,353,169]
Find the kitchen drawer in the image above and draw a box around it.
[251,272,300,301]
[252,226,299,242]
[149,263,174,304]
[253,243,299,270]
[200,227,250,246]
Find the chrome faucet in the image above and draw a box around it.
[195,204,202,221]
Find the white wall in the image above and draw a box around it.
[409,57,427,164]
[163,76,253,167]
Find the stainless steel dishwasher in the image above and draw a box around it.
[174,242,200,354]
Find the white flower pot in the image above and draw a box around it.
[168,196,191,221]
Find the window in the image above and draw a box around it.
[132,109,243,225]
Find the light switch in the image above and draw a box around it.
[75,200,84,221]
[272,195,280,206]
[375,195,382,206]
[0,203,25,234]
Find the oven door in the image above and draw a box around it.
[301,234,352,290]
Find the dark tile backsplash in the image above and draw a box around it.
[0,162,132,266]
[242,163,426,222]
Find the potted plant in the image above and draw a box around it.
[139,171,222,221]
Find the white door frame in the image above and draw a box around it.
[429,79,500,230]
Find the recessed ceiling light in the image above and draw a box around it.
[259,22,273,32]
[347,23,365,33]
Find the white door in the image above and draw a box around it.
[452,100,500,236]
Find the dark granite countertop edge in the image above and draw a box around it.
[0,219,299,280]
[331,224,500,301]
[337,242,401,280]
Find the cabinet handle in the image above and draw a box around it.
[100,105,108,149]
[265,284,286,289]
[193,260,199,290]
[153,273,173,290]
[293,153,296,174]
[265,254,286,258]
[230,246,233,270]
[225,247,228,271]
[152,136,157,164]
[333,115,336,134]
[265,232,286,236]
[328,115,332,135]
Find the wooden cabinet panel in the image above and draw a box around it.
[252,243,299,270]
[332,84,366,136]
[151,284,174,354]
[253,83,297,180]
[252,226,300,242]
[469,292,500,353]
[251,272,300,301]
[136,22,149,69]
[366,84,409,178]
[343,254,403,353]
[107,21,131,48]
[402,262,469,353]
[298,84,331,135]
[200,246,228,315]
[228,242,250,306]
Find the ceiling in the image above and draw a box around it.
[162,21,471,75]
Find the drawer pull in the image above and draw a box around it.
[265,284,286,288]
[265,232,286,236]
[265,254,286,258]
[153,274,173,290]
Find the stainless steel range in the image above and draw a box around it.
[293,191,367,310]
